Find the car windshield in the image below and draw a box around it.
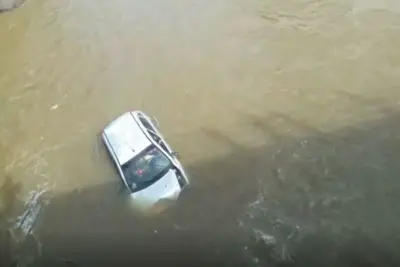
[121,144,172,192]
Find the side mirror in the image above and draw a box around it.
[171,152,180,158]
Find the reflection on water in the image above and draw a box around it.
[1,0,400,266]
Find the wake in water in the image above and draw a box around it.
[5,185,48,267]
[238,178,305,267]
[14,186,48,236]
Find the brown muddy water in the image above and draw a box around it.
[1,0,400,266]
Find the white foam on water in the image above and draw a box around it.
[238,176,304,265]
[14,184,50,236]
[253,228,276,245]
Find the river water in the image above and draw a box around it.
[1,0,400,266]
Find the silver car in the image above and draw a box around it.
[101,111,189,214]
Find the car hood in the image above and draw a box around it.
[129,169,181,211]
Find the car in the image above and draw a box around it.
[101,111,189,214]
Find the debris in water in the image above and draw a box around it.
[50,104,58,110]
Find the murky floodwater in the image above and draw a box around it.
[1,0,400,266]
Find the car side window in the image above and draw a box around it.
[146,130,171,154]
[138,114,172,155]
[147,130,161,143]
[158,140,170,154]
[138,114,156,133]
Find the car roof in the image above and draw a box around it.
[103,112,152,165]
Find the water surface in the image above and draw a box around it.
[1,0,400,266]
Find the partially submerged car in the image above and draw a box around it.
[101,111,189,214]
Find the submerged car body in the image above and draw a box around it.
[101,111,189,214]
